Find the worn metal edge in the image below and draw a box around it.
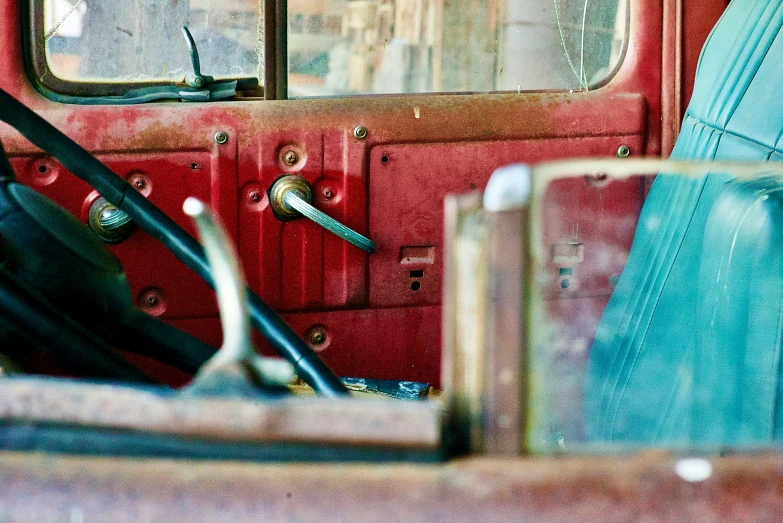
[0,376,442,449]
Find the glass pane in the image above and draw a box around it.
[44,0,263,83]
[288,0,626,97]
[526,160,783,453]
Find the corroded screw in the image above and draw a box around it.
[322,187,334,200]
[249,190,261,203]
[307,327,327,346]
[283,149,299,166]
[214,131,228,144]
[353,126,368,140]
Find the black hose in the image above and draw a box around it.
[0,89,347,396]
[0,141,15,182]
[0,271,154,383]
[106,310,218,373]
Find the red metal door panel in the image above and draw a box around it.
[8,145,237,320]
[238,129,368,312]
[172,305,442,385]
[368,134,645,309]
[0,0,671,385]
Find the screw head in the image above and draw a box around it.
[353,126,368,140]
[133,178,146,189]
[283,149,299,166]
[306,326,327,346]
[139,288,165,315]
[617,145,631,158]
[248,190,261,203]
[214,131,228,144]
[322,187,334,200]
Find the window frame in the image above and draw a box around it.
[23,0,279,104]
[24,0,629,105]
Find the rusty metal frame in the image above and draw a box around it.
[0,376,443,460]
[0,451,782,521]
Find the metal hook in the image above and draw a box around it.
[182,27,214,89]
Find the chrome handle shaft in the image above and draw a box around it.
[282,191,376,253]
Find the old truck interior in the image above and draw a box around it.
[0,0,782,520]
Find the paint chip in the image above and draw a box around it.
[414,106,420,119]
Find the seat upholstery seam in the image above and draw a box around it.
[685,114,783,156]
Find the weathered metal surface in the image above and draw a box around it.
[0,452,781,521]
[0,378,441,448]
[0,0,662,385]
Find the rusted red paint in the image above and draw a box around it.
[172,305,443,386]
[0,452,781,522]
[0,0,662,385]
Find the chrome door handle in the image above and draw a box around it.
[268,176,376,253]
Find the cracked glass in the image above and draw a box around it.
[288,0,627,97]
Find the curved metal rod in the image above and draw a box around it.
[0,88,347,396]
[181,27,202,77]
[183,197,252,364]
[181,26,214,89]
[283,192,376,252]
[183,198,295,393]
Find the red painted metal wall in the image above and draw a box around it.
[0,0,698,387]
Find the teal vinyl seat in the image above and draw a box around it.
[586,0,783,445]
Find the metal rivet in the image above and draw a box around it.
[617,145,631,158]
[214,131,228,144]
[353,126,368,140]
[283,149,298,166]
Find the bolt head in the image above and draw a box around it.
[353,126,368,140]
[617,145,631,158]
[214,131,228,144]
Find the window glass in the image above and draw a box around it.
[43,0,263,83]
[288,0,627,97]
[525,160,783,452]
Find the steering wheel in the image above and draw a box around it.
[0,88,347,396]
